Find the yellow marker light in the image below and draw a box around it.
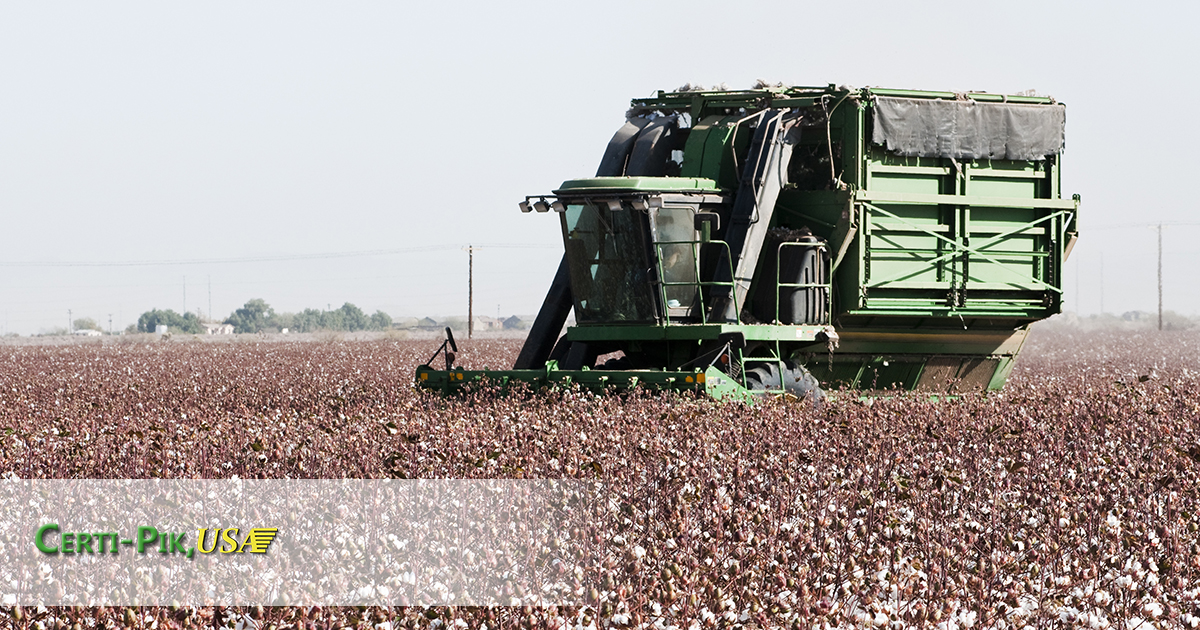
[685,376,694,383]
[420,373,428,381]
[696,373,706,384]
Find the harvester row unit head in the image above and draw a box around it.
[418,84,1078,400]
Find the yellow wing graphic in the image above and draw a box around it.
[244,528,278,554]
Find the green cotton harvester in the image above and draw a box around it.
[417,84,1079,400]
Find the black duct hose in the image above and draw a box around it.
[514,114,682,370]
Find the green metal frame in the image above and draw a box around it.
[416,84,1077,399]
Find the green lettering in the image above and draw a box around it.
[98,532,119,554]
[76,533,94,554]
[136,526,158,553]
[169,532,187,554]
[61,533,75,554]
[35,524,59,553]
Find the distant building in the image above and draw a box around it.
[155,325,168,335]
[392,317,420,330]
[72,329,102,337]
[471,316,504,332]
[502,315,528,330]
[205,323,234,335]
[416,317,440,330]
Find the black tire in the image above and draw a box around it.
[744,359,824,399]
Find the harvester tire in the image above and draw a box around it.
[744,360,824,399]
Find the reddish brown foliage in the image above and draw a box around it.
[0,327,1198,628]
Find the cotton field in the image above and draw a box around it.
[0,326,1198,629]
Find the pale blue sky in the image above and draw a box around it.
[2,1,1197,333]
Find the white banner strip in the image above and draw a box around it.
[0,479,593,606]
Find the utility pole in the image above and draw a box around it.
[108,314,113,335]
[68,309,72,334]
[183,276,187,314]
[1157,223,1163,330]
[208,276,212,323]
[463,245,479,339]
[1074,257,1079,313]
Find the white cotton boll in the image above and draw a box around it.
[1059,517,1070,527]
[632,545,646,559]
[1143,601,1164,618]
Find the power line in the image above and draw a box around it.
[1087,221,1200,231]
[0,243,556,268]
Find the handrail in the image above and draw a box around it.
[653,239,741,325]
[775,241,832,325]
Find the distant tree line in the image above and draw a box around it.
[131,299,393,334]
[135,310,205,334]
[71,317,103,332]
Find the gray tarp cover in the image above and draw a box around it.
[871,97,1065,161]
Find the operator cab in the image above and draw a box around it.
[522,176,830,328]
[524,177,730,325]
